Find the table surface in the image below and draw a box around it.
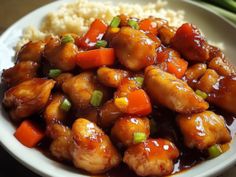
[0,0,235,177]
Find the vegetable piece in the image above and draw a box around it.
[95,40,107,48]
[208,144,222,159]
[133,77,144,88]
[128,19,139,30]
[60,98,71,112]
[133,132,147,144]
[49,69,62,78]
[14,120,44,148]
[114,97,129,111]
[90,90,103,107]
[76,48,115,69]
[127,89,152,116]
[76,19,107,49]
[61,35,75,44]
[139,18,158,35]
[110,16,121,28]
[195,89,208,100]
[157,49,188,79]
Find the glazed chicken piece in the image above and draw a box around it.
[123,139,179,176]
[54,73,73,88]
[183,63,207,88]
[208,75,236,114]
[3,78,55,121]
[43,37,78,71]
[70,118,121,174]
[99,100,123,128]
[111,116,150,147]
[62,72,110,110]
[208,57,236,76]
[1,61,39,87]
[158,25,176,45]
[177,111,231,150]
[17,41,45,63]
[44,93,69,124]
[196,69,219,93]
[47,123,72,161]
[145,66,209,114]
[171,23,209,62]
[97,67,129,88]
[110,27,157,71]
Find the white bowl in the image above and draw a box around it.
[0,0,236,177]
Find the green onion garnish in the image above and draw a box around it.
[195,89,208,99]
[208,144,222,159]
[128,19,139,30]
[61,34,75,44]
[133,77,144,87]
[110,16,121,28]
[95,40,107,48]
[48,69,61,78]
[133,132,147,144]
[90,90,103,107]
[60,98,71,112]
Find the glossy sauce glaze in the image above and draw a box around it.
[36,105,236,177]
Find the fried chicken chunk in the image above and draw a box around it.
[177,111,231,150]
[70,118,121,174]
[110,27,157,71]
[145,66,209,114]
[111,116,150,147]
[2,61,38,87]
[17,41,45,63]
[44,37,78,71]
[3,78,55,121]
[62,72,110,110]
[123,139,179,176]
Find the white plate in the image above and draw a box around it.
[0,0,236,177]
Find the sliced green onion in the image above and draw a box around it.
[208,144,222,159]
[90,90,103,107]
[195,89,208,99]
[95,40,107,48]
[48,69,61,78]
[133,132,147,144]
[60,98,71,112]
[61,34,74,44]
[110,16,121,28]
[133,77,144,87]
[128,19,139,30]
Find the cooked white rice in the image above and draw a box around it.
[16,0,185,50]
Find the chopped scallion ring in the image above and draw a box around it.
[61,34,75,44]
[48,69,61,78]
[208,144,222,159]
[133,77,144,87]
[128,19,139,30]
[90,90,103,107]
[60,98,71,112]
[133,132,147,144]
[195,89,208,99]
[95,40,107,48]
[110,16,121,28]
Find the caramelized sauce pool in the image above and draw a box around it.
[36,106,236,177]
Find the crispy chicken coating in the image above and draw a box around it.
[2,61,39,87]
[110,27,157,71]
[123,139,179,176]
[17,41,45,63]
[145,66,209,114]
[111,116,150,147]
[70,118,121,174]
[177,111,231,150]
[3,78,55,121]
